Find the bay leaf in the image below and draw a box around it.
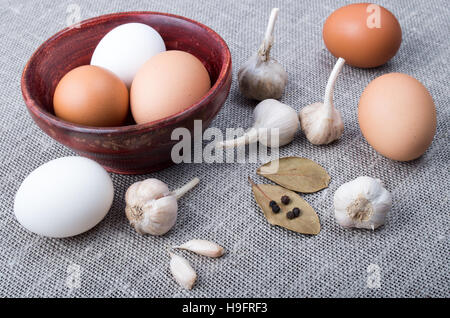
[257,157,330,193]
[249,178,320,235]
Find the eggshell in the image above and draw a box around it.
[53,65,129,127]
[358,73,436,161]
[14,157,114,238]
[130,50,211,125]
[91,23,166,87]
[323,3,402,68]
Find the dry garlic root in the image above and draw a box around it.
[169,252,197,290]
[334,176,392,230]
[125,177,199,236]
[216,99,300,148]
[173,239,225,258]
[299,58,345,145]
[238,8,288,100]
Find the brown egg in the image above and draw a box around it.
[358,73,436,161]
[53,65,129,127]
[130,50,211,125]
[323,3,402,68]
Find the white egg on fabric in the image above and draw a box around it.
[14,157,114,238]
[91,23,166,87]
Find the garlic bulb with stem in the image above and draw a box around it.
[216,99,300,148]
[238,8,288,101]
[299,57,345,145]
[334,176,392,230]
[125,177,199,236]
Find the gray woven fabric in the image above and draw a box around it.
[0,0,449,298]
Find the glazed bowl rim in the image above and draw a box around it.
[21,11,232,135]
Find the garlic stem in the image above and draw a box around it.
[259,8,279,61]
[216,128,259,148]
[173,177,200,200]
[324,57,345,117]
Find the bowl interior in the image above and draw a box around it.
[23,12,228,127]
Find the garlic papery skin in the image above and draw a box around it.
[238,8,288,101]
[125,178,199,236]
[216,99,300,148]
[174,239,225,258]
[169,252,197,290]
[334,176,392,230]
[299,57,345,145]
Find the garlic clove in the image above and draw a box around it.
[173,239,225,258]
[238,8,288,101]
[169,252,197,290]
[216,99,300,148]
[334,176,392,230]
[300,57,345,145]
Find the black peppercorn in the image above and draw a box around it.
[269,200,277,207]
[293,207,301,217]
[286,211,295,219]
[272,204,281,213]
[281,195,290,205]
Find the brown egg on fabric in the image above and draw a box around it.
[53,65,129,127]
[358,73,436,161]
[323,3,402,68]
[130,50,211,125]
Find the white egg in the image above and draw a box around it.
[91,23,166,87]
[14,157,114,238]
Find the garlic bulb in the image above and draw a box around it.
[174,239,225,258]
[299,58,345,145]
[334,176,392,230]
[238,8,288,101]
[169,252,197,290]
[125,177,199,235]
[216,99,300,148]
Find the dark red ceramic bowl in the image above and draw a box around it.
[21,12,232,174]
